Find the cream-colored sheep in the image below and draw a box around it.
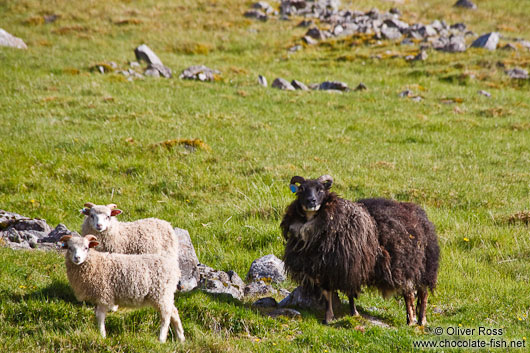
[60,234,185,342]
[80,202,178,256]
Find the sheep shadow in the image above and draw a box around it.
[12,279,78,304]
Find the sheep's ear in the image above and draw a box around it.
[106,204,117,209]
[318,175,333,190]
[111,209,122,217]
[88,240,99,248]
[81,208,91,215]
[84,202,95,208]
[59,235,72,249]
[85,234,97,242]
[289,184,298,193]
[290,176,305,185]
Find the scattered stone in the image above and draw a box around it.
[268,308,301,319]
[306,27,327,40]
[179,65,220,81]
[252,1,274,14]
[144,67,160,77]
[381,25,402,40]
[0,28,27,49]
[246,254,286,283]
[501,43,517,51]
[411,96,423,102]
[244,280,277,296]
[389,8,402,16]
[134,44,163,65]
[478,90,491,98]
[174,228,199,292]
[129,61,140,68]
[471,32,499,50]
[454,0,477,9]
[291,79,309,90]
[450,23,467,32]
[288,44,303,52]
[147,63,172,78]
[197,264,244,300]
[272,77,296,90]
[434,35,466,52]
[258,75,268,87]
[244,10,268,21]
[44,14,60,24]
[252,297,278,308]
[302,36,318,45]
[433,306,444,314]
[401,38,414,45]
[354,82,367,91]
[399,90,412,97]
[297,20,313,28]
[409,50,428,61]
[505,68,528,79]
[518,40,530,50]
[317,81,349,91]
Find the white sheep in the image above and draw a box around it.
[80,202,178,256]
[60,234,185,342]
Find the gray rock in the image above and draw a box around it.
[44,14,60,24]
[144,67,160,77]
[252,1,274,14]
[258,75,268,87]
[401,38,414,45]
[302,36,318,45]
[317,81,349,91]
[179,65,220,81]
[478,90,491,98]
[252,297,278,308]
[134,44,163,65]
[419,25,437,37]
[288,44,303,52]
[333,25,344,36]
[384,19,409,31]
[0,28,27,49]
[0,210,29,230]
[399,90,412,98]
[410,50,428,61]
[197,264,244,300]
[297,20,313,28]
[291,79,309,90]
[450,23,467,32]
[471,32,499,50]
[174,228,199,292]
[434,35,466,52]
[272,78,295,91]
[268,308,301,319]
[518,40,530,50]
[354,82,367,91]
[41,224,71,243]
[381,26,402,40]
[129,61,140,68]
[246,254,286,282]
[278,286,340,312]
[306,27,327,40]
[244,280,277,296]
[501,43,517,51]
[505,68,529,79]
[244,10,268,21]
[147,63,172,78]
[454,0,477,9]
[227,270,245,290]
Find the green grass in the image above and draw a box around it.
[1,0,529,351]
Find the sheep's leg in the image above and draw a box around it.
[158,306,172,343]
[404,292,416,326]
[348,295,360,317]
[322,289,335,324]
[95,304,108,338]
[171,306,186,342]
[416,288,428,326]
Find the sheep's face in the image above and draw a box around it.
[290,175,333,213]
[81,203,122,233]
[60,235,99,265]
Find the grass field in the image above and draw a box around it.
[1,0,529,351]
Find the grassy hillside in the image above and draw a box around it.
[1,0,529,351]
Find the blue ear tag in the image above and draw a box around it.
[290,184,298,193]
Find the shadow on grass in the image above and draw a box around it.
[12,279,78,304]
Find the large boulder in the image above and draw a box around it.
[246,254,286,283]
[278,286,341,312]
[174,227,199,291]
[0,28,27,49]
[471,32,499,51]
[134,44,163,65]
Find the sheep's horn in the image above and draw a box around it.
[317,175,333,189]
[84,202,95,208]
[106,204,117,209]
[290,176,305,185]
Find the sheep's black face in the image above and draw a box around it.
[290,175,333,213]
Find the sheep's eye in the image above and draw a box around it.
[106,216,110,220]
[84,246,88,250]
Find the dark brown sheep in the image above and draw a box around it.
[281,175,440,325]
